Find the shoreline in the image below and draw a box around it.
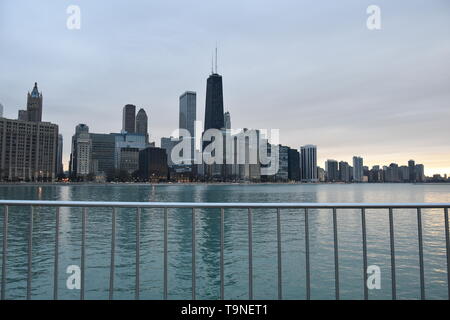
[0,182,448,187]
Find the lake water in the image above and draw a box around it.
[0,183,449,300]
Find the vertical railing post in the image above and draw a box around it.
[109,207,116,300]
[53,207,60,300]
[277,208,282,300]
[136,207,141,300]
[192,208,196,300]
[164,207,168,300]
[27,206,34,300]
[1,205,8,300]
[80,207,87,300]
[220,208,225,300]
[333,208,340,300]
[417,208,425,300]
[248,208,253,300]
[444,207,450,300]
[361,208,368,300]
[305,208,311,300]
[389,208,397,300]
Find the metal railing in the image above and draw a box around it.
[0,200,450,300]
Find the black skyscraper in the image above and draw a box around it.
[204,73,224,131]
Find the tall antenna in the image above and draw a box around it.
[211,52,214,74]
[215,44,218,74]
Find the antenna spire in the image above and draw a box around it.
[215,44,218,74]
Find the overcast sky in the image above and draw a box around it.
[1,0,449,174]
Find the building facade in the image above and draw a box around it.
[339,161,351,182]
[179,91,197,165]
[353,156,364,182]
[325,159,339,182]
[204,73,224,132]
[139,147,168,181]
[300,145,318,182]
[56,134,64,176]
[0,118,58,181]
[90,133,116,177]
[135,108,148,142]
[122,104,136,133]
[288,148,300,181]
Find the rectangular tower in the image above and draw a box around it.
[122,104,136,134]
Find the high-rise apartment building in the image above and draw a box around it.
[408,160,416,183]
[339,161,351,182]
[325,159,339,182]
[300,145,318,182]
[0,118,58,181]
[353,156,364,182]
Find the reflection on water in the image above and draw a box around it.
[0,183,449,300]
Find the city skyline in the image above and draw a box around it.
[1,0,449,175]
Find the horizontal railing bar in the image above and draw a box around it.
[0,200,449,209]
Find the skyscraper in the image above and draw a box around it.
[204,73,224,131]
[203,56,225,180]
[353,156,364,182]
[179,92,197,137]
[179,91,196,165]
[338,161,350,182]
[136,108,148,141]
[122,104,136,133]
[27,82,43,122]
[70,124,91,178]
[300,145,318,182]
[408,160,416,183]
[224,111,231,130]
[325,159,339,182]
[288,148,300,181]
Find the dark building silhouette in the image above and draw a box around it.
[90,133,116,176]
[288,148,300,181]
[135,108,148,142]
[27,82,43,122]
[204,73,224,131]
[139,147,168,181]
[122,104,136,133]
[408,160,416,182]
[18,110,28,121]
